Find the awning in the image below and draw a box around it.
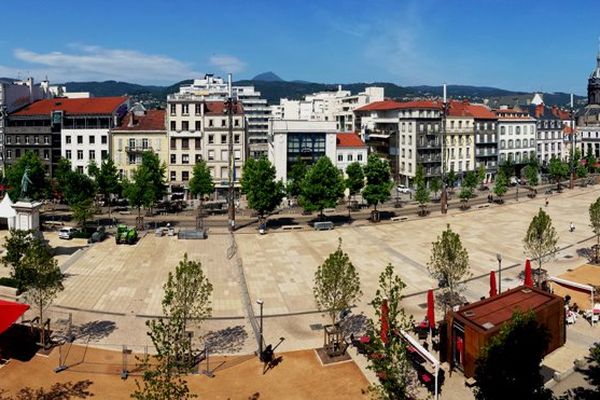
[0,300,29,335]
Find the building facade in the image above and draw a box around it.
[471,105,498,182]
[495,107,537,168]
[528,104,566,165]
[335,132,368,173]
[112,109,167,180]
[446,101,476,177]
[166,97,245,198]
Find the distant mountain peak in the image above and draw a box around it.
[252,71,284,82]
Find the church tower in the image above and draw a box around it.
[588,49,600,105]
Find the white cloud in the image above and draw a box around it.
[3,45,201,83]
[209,54,246,74]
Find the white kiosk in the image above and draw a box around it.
[0,194,16,229]
[12,200,42,232]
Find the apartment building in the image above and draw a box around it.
[336,132,367,173]
[6,96,128,176]
[446,101,476,176]
[495,107,537,167]
[528,104,566,165]
[471,105,498,182]
[112,109,167,180]
[577,49,600,158]
[166,97,245,198]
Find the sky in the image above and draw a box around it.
[0,0,599,94]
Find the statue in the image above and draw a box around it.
[20,167,33,200]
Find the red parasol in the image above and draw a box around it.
[380,298,389,345]
[0,300,29,335]
[427,289,435,329]
[489,271,497,297]
[524,259,534,287]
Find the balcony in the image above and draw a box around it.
[417,141,440,149]
[417,154,441,163]
[125,145,153,153]
[475,149,497,157]
[424,167,442,177]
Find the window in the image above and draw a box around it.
[66,135,71,144]
[208,134,214,144]
[501,126,506,135]
[142,138,148,149]
[170,121,176,131]
[408,136,412,145]
[182,104,189,115]
[221,134,227,144]
[408,163,412,173]
[15,149,20,158]
[234,134,240,144]
[101,136,107,144]
[530,139,534,147]
[221,150,228,161]
[195,121,201,131]
[221,166,227,177]
[466,161,470,170]
[128,154,136,165]
[195,104,201,115]
[170,154,176,164]
[221,119,226,127]
[338,154,343,162]
[101,150,108,160]
[77,166,84,173]
[89,150,95,160]
[170,171,176,181]
[402,149,405,157]
[170,104,176,115]
[208,150,215,160]
[234,150,241,160]
[348,154,353,162]
[458,161,463,171]
[234,119,239,127]
[182,154,189,164]
[66,150,72,159]
[401,135,405,145]
[209,119,214,127]
[509,126,513,135]
[129,138,135,149]
[77,135,83,144]
[501,140,506,149]
[182,138,189,150]
[24,136,29,144]
[182,121,189,131]
[77,150,83,160]
[170,138,176,150]
[195,154,202,163]
[516,126,521,135]
[408,149,412,158]
[357,154,363,161]
[6,136,11,144]
[89,135,95,144]
[195,138,201,149]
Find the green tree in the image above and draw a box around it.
[87,160,100,179]
[286,159,307,199]
[590,197,600,263]
[96,158,122,219]
[299,157,345,217]
[585,146,597,174]
[54,157,73,196]
[414,165,430,215]
[474,311,553,400]
[548,156,569,189]
[364,264,416,400]
[21,239,64,349]
[1,230,35,292]
[313,238,362,327]
[477,165,486,189]
[428,224,471,309]
[459,186,473,208]
[71,199,95,227]
[345,162,365,201]
[240,157,285,218]
[463,171,478,190]
[523,163,539,189]
[362,154,392,212]
[493,170,508,201]
[188,159,215,213]
[447,169,458,191]
[6,151,49,200]
[576,164,589,179]
[123,152,167,217]
[499,159,516,178]
[523,208,559,287]
[430,177,441,200]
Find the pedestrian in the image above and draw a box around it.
[545,197,549,207]
[570,221,575,232]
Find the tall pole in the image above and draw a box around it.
[227,73,235,231]
[496,253,502,293]
[440,84,448,214]
[257,299,264,357]
[570,93,575,189]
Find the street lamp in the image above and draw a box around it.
[496,253,502,293]
[256,299,264,357]
[440,84,449,215]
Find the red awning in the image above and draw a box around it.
[0,300,29,335]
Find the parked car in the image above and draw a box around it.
[397,185,413,194]
[88,227,107,243]
[58,227,78,240]
[509,177,521,186]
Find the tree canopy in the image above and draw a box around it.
[6,151,49,200]
[345,162,365,199]
[286,159,307,199]
[548,156,569,185]
[240,157,285,217]
[523,162,539,188]
[590,197,600,263]
[414,165,430,213]
[493,170,508,199]
[523,208,559,287]
[188,159,214,201]
[362,155,392,210]
[299,157,345,216]
[123,151,167,216]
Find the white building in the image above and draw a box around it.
[177,74,269,158]
[268,120,337,182]
[495,107,537,166]
[336,132,367,173]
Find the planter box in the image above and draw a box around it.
[0,284,19,301]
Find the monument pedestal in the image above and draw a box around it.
[13,200,42,232]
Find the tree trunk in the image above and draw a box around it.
[38,296,45,349]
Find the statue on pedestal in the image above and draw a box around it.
[20,167,33,201]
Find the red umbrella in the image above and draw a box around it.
[427,289,435,329]
[0,300,29,335]
[489,271,497,297]
[524,259,534,288]
[380,298,389,345]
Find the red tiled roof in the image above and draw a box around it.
[203,101,244,115]
[397,100,443,110]
[447,100,496,119]
[355,100,404,112]
[336,132,366,148]
[114,110,166,131]
[467,104,497,119]
[12,96,128,116]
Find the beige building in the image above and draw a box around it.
[166,96,245,197]
[111,109,167,180]
[446,101,476,175]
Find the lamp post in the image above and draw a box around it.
[256,299,264,357]
[440,84,449,215]
[226,73,236,232]
[570,93,576,190]
[496,253,502,293]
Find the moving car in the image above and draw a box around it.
[88,227,107,243]
[58,227,78,240]
[397,185,413,194]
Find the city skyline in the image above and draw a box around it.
[0,0,599,94]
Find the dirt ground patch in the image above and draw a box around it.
[0,345,369,399]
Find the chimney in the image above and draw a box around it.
[128,113,135,127]
[535,104,544,119]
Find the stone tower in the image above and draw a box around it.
[588,49,600,105]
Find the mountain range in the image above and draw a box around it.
[56,73,584,108]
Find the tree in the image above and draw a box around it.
[345,162,365,201]
[21,239,64,349]
[474,311,553,400]
[523,162,539,189]
[96,158,121,218]
[54,157,73,199]
[240,157,285,218]
[1,230,35,292]
[362,154,392,212]
[463,171,478,190]
[590,197,600,263]
[6,151,49,200]
[499,159,516,178]
[414,165,430,215]
[493,170,508,201]
[87,160,100,179]
[71,199,95,227]
[299,157,345,218]
[430,177,441,201]
[523,208,559,287]
[428,224,471,309]
[477,165,486,189]
[286,159,307,200]
[459,186,473,209]
[577,164,589,179]
[447,169,458,191]
[123,152,167,217]
[548,156,569,189]
[313,238,362,327]
[364,264,416,400]
[188,159,215,214]
[585,146,597,174]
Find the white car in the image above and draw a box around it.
[58,227,78,240]
[397,185,413,194]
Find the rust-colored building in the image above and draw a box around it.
[445,286,565,378]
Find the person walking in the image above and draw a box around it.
[545,197,549,207]
[570,221,575,232]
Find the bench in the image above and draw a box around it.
[314,221,334,231]
[282,225,302,231]
[390,216,408,222]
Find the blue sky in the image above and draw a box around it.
[0,0,598,94]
